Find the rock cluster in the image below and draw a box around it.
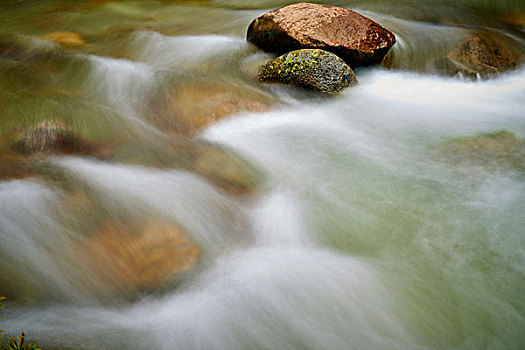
[247,3,396,93]
[247,2,396,68]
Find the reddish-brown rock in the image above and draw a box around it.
[247,2,396,68]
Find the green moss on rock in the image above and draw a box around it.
[258,49,357,94]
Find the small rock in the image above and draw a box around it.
[8,121,96,157]
[438,131,524,172]
[84,217,200,292]
[247,2,396,67]
[445,33,521,78]
[41,32,88,47]
[258,49,358,94]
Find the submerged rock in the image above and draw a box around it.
[438,131,524,172]
[445,33,521,78]
[0,154,33,181]
[247,2,396,67]
[190,142,261,195]
[8,121,96,157]
[114,138,262,195]
[498,13,525,28]
[41,32,87,47]
[160,84,269,136]
[84,217,200,292]
[258,49,358,94]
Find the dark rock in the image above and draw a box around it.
[445,33,521,78]
[258,49,357,94]
[8,121,96,156]
[247,2,396,67]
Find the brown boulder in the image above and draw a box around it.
[445,33,521,78]
[83,218,200,292]
[247,2,396,67]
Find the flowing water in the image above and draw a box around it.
[1,1,525,349]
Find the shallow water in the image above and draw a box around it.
[1,1,524,349]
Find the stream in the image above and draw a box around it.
[0,1,524,349]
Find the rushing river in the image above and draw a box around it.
[1,1,524,349]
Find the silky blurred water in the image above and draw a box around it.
[1,1,524,349]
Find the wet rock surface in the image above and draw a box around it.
[247,2,396,68]
[258,49,358,94]
[445,33,521,78]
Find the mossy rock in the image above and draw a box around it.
[438,131,525,172]
[258,49,358,94]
